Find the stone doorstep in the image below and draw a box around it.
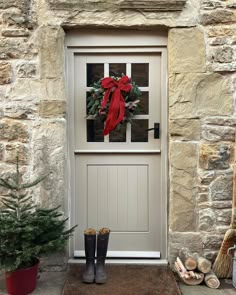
[179,280,235,295]
[0,270,235,294]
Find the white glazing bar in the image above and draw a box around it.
[139,87,149,91]
[126,63,131,78]
[104,63,110,143]
[126,63,132,143]
[74,150,161,154]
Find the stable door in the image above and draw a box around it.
[67,47,167,260]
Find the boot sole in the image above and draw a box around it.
[95,279,106,284]
[83,279,95,284]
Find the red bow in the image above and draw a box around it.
[101,76,132,135]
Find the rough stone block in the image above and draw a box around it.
[202,234,223,251]
[0,119,29,143]
[199,208,216,231]
[215,208,231,226]
[39,100,66,118]
[31,120,66,208]
[169,73,233,118]
[2,12,28,27]
[199,143,232,170]
[201,0,224,10]
[201,125,235,142]
[203,117,236,126]
[0,0,30,13]
[2,29,30,38]
[196,193,209,203]
[198,170,215,185]
[207,26,235,37]
[198,200,232,210]
[37,26,65,79]
[170,142,198,172]
[208,61,236,72]
[5,143,29,165]
[169,142,197,231]
[213,46,233,63]
[4,102,38,120]
[209,37,229,46]
[168,27,206,73]
[0,38,31,60]
[6,78,65,101]
[169,119,200,141]
[201,9,236,25]
[16,62,37,78]
[0,62,12,85]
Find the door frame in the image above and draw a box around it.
[65,29,168,264]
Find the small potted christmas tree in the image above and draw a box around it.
[0,159,76,295]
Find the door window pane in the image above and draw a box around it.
[87,119,104,142]
[109,63,126,77]
[139,92,149,115]
[87,64,104,86]
[131,63,149,87]
[109,124,126,142]
[131,119,148,142]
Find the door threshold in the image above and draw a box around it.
[68,258,168,265]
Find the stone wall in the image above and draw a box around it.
[0,0,235,267]
[169,1,236,263]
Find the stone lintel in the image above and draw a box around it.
[119,0,187,11]
[48,0,187,11]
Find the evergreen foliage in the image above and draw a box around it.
[0,159,76,272]
[87,75,142,127]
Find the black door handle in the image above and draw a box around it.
[146,123,160,139]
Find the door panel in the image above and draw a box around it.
[75,155,162,253]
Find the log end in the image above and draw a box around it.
[181,273,204,286]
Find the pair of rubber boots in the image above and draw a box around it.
[83,228,110,284]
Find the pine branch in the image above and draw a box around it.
[7,193,18,199]
[36,205,61,214]
[0,178,17,190]
[19,195,32,204]
[62,225,77,236]
[1,197,17,207]
[20,204,36,213]
[1,200,16,211]
[20,174,48,189]
[18,193,28,200]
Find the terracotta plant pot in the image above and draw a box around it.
[5,260,39,295]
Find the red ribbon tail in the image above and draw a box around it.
[103,91,125,135]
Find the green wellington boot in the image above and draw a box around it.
[82,228,96,283]
[95,228,110,284]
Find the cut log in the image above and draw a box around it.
[178,248,197,270]
[194,255,212,274]
[179,274,204,286]
[175,257,204,286]
[204,272,220,289]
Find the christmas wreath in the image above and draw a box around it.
[87,75,142,135]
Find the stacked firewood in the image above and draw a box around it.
[175,248,220,289]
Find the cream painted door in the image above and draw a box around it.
[67,35,167,259]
